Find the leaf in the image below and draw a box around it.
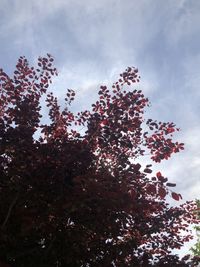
[171,192,180,201]
[146,164,152,168]
[156,171,162,178]
[134,163,141,171]
[100,120,108,126]
[166,182,176,187]
[144,168,152,174]
[158,187,167,199]
[156,172,168,183]
[146,184,157,195]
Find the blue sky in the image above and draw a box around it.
[1,0,200,255]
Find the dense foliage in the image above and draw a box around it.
[0,55,199,266]
[191,200,200,256]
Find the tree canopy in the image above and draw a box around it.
[0,55,199,266]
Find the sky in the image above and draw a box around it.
[0,0,200,256]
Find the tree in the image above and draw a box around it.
[0,55,199,267]
[191,200,200,256]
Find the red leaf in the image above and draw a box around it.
[146,184,157,195]
[156,171,162,178]
[166,127,175,134]
[156,172,167,183]
[158,187,167,199]
[100,120,108,126]
[171,192,180,201]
